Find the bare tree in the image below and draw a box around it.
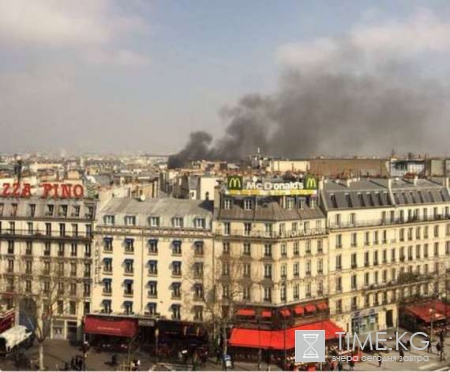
[0,258,84,370]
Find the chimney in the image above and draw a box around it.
[413,175,418,186]
[346,179,352,188]
[443,177,449,189]
[388,178,392,191]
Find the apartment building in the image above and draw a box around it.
[322,177,450,334]
[93,198,213,324]
[213,176,330,325]
[0,189,95,340]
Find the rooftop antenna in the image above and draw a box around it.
[14,156,23,183]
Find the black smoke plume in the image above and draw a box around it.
[169,47,448,168]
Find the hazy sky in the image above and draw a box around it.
[1,0,450,155]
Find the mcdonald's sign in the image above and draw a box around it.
[227,176,243,191]
[304,176,318,190]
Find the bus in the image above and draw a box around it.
[0,325,34,355]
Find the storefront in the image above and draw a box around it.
[400,301,447,335]
[351,309,378,334]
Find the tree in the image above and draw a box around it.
[0,257,85,370]
[183,250,247,363]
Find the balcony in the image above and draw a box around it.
[148,270,158,277]
[102,289,112,296]
[148,291,157,298]
[124,290,134,297]
[215,228,327,239]
[172,271,182,278]
[0,230,92,242]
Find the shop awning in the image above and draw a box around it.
[261,310,272,318]
[305,304,316,312]
[280,309,290,317]
[404,304,446,323]
[317,302,328,311]
[229,320,344,350]
[294,306,304,315]
[237,309,255,316]
[84,316,137,338]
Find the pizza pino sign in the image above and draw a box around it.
[1,183,84,199]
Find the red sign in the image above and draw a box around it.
[1,183,84,198]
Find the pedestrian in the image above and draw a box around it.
[428,339,432,354]
[216,350,221,365]
[349,359,354,371]
[337,361,343,371]
[440,330,445,344]
[399,348,404,362]
[378,353,382,368]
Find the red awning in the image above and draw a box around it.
[237,309,255,316]
[305,304,316,312]
[261,310,272,318]
[280,309,290,317]
[84,316,137,338]
[405,304,446,323]
[294,306,304,315]
[317,302,328,311]
[432,301,450,318]
[229,320,344,350]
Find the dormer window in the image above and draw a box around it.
[172,217,183,228]
[194,218,206,229]
[149,217,160,227]
[286,198,294,210]
[124,216,136,226]
[104,215,115,226]
[309,197,316,209]
[224,199,232,210]
[46,205,54,216]
[243,198,253,211]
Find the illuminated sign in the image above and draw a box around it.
[1,183,85,199]
[225,176,318,196]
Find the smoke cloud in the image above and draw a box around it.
[169,9,450,168]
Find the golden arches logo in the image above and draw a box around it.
[305,176,317,190]
[227,176,243,190]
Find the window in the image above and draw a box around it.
[293,242,299,256]
[351,233,357,247]
[243,287,251,300]
[263,288,272,302]
[148,281,157,297]
[281,243,287,257]
[7,260,14,273]
[7,241,14,254]
[194,306,203,321]
[194,241,204,256]
[172,305,181,320]
[59,223,66,236]
[72,224,78,237]
[104,215,115,225]
[374,251,379,265]
[336,255,342,270]
[280,286,286,301]
[172,283,181,298]
[223,242,230,255]
[293,262,299,277]
[336,277,342,292]
[172,241,182,255]
[149,217,160,227]
[83,283,91,297]
[317,239,323,253]
[125,260,134,274]
[243,243,251,256]
[336,234,342,248]
[149,239,158,254]
[293,285,299,300]
[27,222,33,235]
[416,245,421,259]
[264,264,272,279]
[351,275,357,290]
[172,262,182,276]
[434,225,440,238]
[44,242,51,256]
[305,240,311,254]
[71,243,78,257]
[124,216,136,226]
[172,217,183,228]
[25,280,32,293]
[264,244,272,258]
[125,238,134,253]
[244,223,252,236]
[241,263,250,278]
[224,199,232,209]
[365,232,370,245]
[335,214,341,226]
[84,263,91,278]
[124,302,133,315]
[70,282,77,296]
[351,253,357,269]
[374,231,379,244]
[222,285,230,299]
[124,280,133,295]
[281,264,287,279]
[306,260,311,275]
[350,213,356,225]
[433,243,438,257]
[224,222,230,235]
[194,218,206,229]
[84,243,91,257]
[243,198,253,210]
[265,223,273,235]
[103,259,111,274]
[318,259,323,274]
[45,223,51,236]
[25,260,32,275]
[46,204,54,216]
[26,241,32,255]
[286,198,294,209]
[148,260,158,275]
[336,300,342,313]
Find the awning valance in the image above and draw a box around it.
[229,320,344,350]
[317,302,328,311]
[305,304,316,312]
[237,309,255,316]
[84,316,137,338]
[294,306,304,315]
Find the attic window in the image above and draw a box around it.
[244,198,253,211]
[428,191,435,202]
[286,198,294,210]
[224,199,232,210]
[376,193,383,206]
[345,194,353,208]
[330,194,338,208]
[418,191,425,203]
[393,192,400,204]
[410,192,416,204]
[368,193,375,207]
[402,192,408,204]
[358,193,365,207]
[299,198,305,209]
[309,197,316,209]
